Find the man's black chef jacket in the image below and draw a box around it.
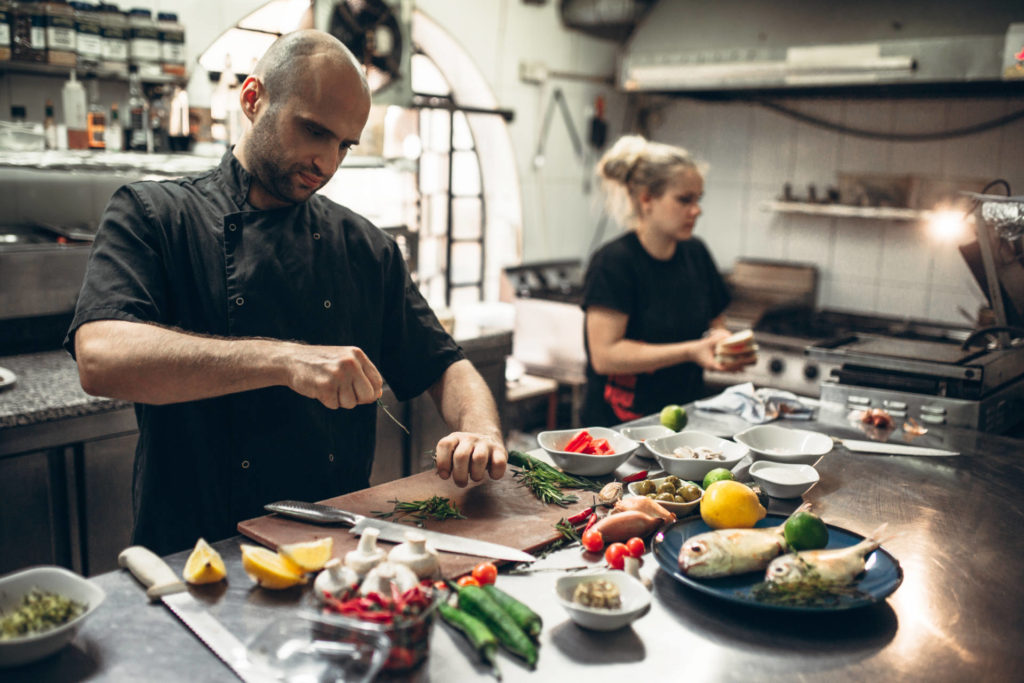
[65,150,463,555]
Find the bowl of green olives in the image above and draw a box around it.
[625,475,703,515]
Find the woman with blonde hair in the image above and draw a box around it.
[581,135,742,426]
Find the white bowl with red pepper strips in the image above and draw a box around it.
[537,427,639,476]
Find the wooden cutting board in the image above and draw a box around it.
[237,469,597,579]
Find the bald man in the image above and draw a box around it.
[66,30,506,555]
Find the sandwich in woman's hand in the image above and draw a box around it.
[714,329,758,367]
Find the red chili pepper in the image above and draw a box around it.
[567,507,594,525]
[621,470,648,484]
[564,430,593,453]
[583,511,599,534]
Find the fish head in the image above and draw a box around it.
[765,554,804,584]
[678,536,732,577]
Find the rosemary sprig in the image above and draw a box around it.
[372,496,466,523]
[377,398,410,434]
[511,518,581,567]
[507,450,602,507]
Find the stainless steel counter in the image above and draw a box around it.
[10,405,1024,682]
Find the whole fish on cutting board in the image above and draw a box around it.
[764,524,887,586]
[678,504,809,578]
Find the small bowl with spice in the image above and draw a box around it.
[0,565,106,667]
[644,430,748,481]
[537,427,639,476]
[555,571,651,631]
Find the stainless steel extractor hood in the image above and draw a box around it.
[620,0,1024,92]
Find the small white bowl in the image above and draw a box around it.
[626,475,702,515]
[619,425,675,459]
[644,430,748,481]
[536,427,638,476]
[748,460,820,499]
[555,571,651,631]
[733,425,834,465]
[0,566,106,668]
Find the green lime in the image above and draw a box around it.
[702,467,734,490]
[660,404,688,431]
[784,511,829,551]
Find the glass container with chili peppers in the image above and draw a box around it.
[314,583,445,671]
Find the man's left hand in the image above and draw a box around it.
[434,432,507,487]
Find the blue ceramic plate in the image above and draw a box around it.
[652,514,903,612]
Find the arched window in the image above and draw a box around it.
[196,1,521,310]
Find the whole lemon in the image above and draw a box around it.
[660,404,688,431]
[700,480,767,529]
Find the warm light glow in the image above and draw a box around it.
[926,210,969,242]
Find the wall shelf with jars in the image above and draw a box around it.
[762,200,937,222]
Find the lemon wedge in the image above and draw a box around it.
[277,537,334,573]
[183,538,227,585]
[240,544,306,589]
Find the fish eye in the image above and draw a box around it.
[687,542,704,553]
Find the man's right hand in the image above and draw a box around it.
[285,344,384,409]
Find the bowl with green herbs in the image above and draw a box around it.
[0,566,105,667]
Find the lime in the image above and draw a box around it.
[660,404,688,431]
[702,467,734,490]
[699,480,766,529]
[783,511,829,551]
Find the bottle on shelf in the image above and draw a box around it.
[62,69,88,149]
[85,74,105,148]
[106,101,122,151]
[44,98,58,149]
[167,84,189,151]
[126,63,150,151]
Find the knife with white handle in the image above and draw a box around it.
[118,546,277,683]
[839,439,959,457]
[264,500,536,563]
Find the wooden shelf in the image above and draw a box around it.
[0,61,184,86]
[762,200,934,221]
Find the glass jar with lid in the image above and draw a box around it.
[127,6,158,77]
[156,11,183,77]
[72,1,102,69]
[97,2,127,74]
[0,1,12,62]
[12,0,47,63]
[42,0,77,67]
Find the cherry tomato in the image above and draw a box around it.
[626,537,645,558]
[604,542,630,570]
[581,528,604,553]
[471,562,498,586]
[457,575,480,587]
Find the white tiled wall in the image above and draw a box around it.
[649,95,1024,325]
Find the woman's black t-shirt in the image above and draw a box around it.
[581,231,730,426]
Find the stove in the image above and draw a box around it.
[810,330,1024,433]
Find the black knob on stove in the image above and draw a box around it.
[803,364,819,380]
[769,358,785,374]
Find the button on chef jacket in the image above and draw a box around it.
[65,150,464,556]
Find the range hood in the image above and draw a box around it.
[619,0,1024,92]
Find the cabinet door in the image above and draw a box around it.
[0,451,68,575]
[80,433,137,575]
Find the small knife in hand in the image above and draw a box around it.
[264,500,536,563]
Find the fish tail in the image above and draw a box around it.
[863,522,891,548]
